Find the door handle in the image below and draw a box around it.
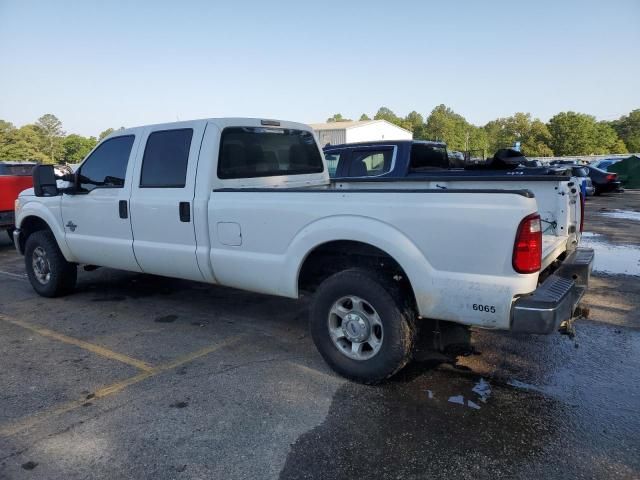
[119,200,128,219]
[179,202,190,222]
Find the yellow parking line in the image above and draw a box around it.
[0,314,154,372]
[0,335,242,437]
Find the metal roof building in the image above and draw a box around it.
[310,120,412,147]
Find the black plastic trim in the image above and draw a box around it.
[179,202,191,222]
[118,200,128,219]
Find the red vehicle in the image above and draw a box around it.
[0,162,35,240]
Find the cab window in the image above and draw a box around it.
[77,135,134,192]
[348,149,393,177]
[140,129,193,188]
[324,150,341,177]
[218,127,324,179]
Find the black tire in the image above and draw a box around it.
[24,230,77,297]
[310,268,416,384]
[6,228,14,242]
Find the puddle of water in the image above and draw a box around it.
[441,378,493,409]
[579,232,640,276]
[599,209,640,222]
[472,378,492,403]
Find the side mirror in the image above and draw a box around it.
[33,164,59,197]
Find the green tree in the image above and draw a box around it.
[35,114,65,162]
[359,113,371,121]
[0,120,16,156]
[98,127,124,140]
[548,111,626,155]
[62,134,97,163]
[0,119,15,137]
[373,107,417,132]
[593,122,627,154]
[374,107,401,124]
[423,104,485,151]
[547,112,597,155]
[611,109,640,152]
[404,111,424,132]
[484,113,553,157]
[0,125,49,162]
[326,113,351,123]
[99,128,115,140]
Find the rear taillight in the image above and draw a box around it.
[606,173,617,181]
[579,192,584,233]
[513,213,542,274]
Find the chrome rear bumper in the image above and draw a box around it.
[511,248,594,334]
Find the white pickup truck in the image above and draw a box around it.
[13,118,594,383]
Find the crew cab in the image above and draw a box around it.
[0,162,35,240]
[13,118,593,383]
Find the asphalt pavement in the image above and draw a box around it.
[0,191,638,479]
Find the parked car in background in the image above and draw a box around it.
[591,158,622,171]
[323,141,570,180]
[570,165,595,196]
[587,165,623,195]
[447,150,465,168]
[0,162,35,239]
[550,160,579,166]
[521,159,543,168]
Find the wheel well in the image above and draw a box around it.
[18,216,52,251]
[298,240,417,307]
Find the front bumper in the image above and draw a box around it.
[0,210,15,228]
[13,228,23,255]
[511,248,594,334]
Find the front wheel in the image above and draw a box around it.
[310,268,416,384]
[24,230,77,297]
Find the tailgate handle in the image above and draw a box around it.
[179,202,190,222]
[118,200,128,219]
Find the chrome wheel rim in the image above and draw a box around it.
[328,295,383,361]
[32,246,51,285]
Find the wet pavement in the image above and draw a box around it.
[0,191,638,479]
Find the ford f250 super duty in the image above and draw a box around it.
[12,118,594,383]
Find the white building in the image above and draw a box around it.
[310,120,413,146]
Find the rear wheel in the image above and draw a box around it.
[310,268,416,384]
[25,230,77,297]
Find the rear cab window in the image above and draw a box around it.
[218,127,324,179]
[409,143,449,172]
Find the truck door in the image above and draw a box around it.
[61,134,142,271]
[129,123,205,281]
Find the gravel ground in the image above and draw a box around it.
[0,190,638,479]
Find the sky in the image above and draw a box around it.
[0,0,639,137]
